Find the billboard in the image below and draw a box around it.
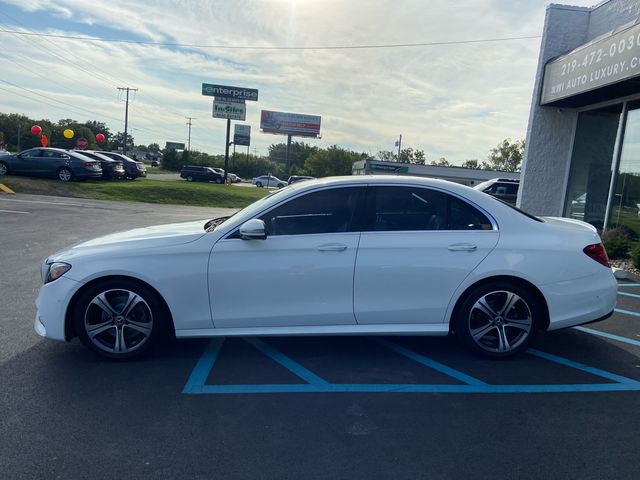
[213,100,246,121]
[234,124,251,146]
[260,110,321,137]
[165,142,186,150]
[202,83,258,101]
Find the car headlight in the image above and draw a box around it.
[43,262,71,284]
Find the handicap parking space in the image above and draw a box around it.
[183,281,640,395]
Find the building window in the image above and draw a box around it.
[609,100,640,238]
[564,104,622,229]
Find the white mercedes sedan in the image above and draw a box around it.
[35,176,617,359]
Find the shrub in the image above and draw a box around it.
[601,227,631,259]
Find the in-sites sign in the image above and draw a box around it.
[213,101,246,121]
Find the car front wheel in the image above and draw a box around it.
[58,167,73,182]
[456,282,539,358]
[74,279,168,359]
[187,175,194,182]
[256,181,263,188]
[0,161,8,175]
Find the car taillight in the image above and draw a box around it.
[82,162,97,168]
[583,243,610,268]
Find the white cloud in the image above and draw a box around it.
[0,0,596,160]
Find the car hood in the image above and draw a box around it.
[50,220,211,261]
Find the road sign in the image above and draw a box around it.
[234,124,251,146]
[76,137,88,150]
[165,142,186,150]
[202,83,258,101]
[215,96,245,104]
[213,100,246,121]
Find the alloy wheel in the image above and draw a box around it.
[58,168,72,182]
[0,162,7,175]
[84,289,154,355]
[467,290,532,354]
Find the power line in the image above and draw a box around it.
[0,29,542,50]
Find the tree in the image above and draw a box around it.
[304,145,361,177]
[482,139,525,172]
[162,149,181,171]
[430,157,450,167]
[461,159,479,169]
[268,141,318,172]
[376,150,396,161]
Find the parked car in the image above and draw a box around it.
[473,178,519,205]
[254,175,286,188]
[151,159,160,167]
[73,150,125,180]
[0,147,102,181]
[288,175,315,185]
[180,165,224,183]
[210,168,240,183]
[94,151,147,179]
[34,176,616,360]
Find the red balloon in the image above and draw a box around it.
[31,125,42,135]
[96,133,105,143]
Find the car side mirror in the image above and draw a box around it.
[239,219,267,240]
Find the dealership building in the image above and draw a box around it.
[352,160,520,186]
[519,0,640,234]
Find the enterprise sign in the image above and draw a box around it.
[202,83,258,101]
[541,22,640,105]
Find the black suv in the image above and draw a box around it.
[473,178,519,205]
[180,165,224,183]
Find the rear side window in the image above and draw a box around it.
[368,186,493,231]
[261,187,363,235]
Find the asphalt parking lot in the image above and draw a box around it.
[1,193,640,479]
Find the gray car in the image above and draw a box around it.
[0,148,102,181]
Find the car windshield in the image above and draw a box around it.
[211,185,292,232]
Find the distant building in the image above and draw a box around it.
[352,160,519,187]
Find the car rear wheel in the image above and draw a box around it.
[256,181,263,188]
[74,279,169,360]
[215,178,223,184]
[456,282,539,358]
[187,175,194,182]
[0,161,8,175]
[58,167,73,182]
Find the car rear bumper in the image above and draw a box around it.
[75,171,103,180]
[541,269,618,331]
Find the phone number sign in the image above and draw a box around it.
[541,22,640,105]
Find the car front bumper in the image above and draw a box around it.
[34,276,83,341]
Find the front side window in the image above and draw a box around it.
[260,187,363,236]
[370,186,492,231]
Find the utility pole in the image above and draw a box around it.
[396,134,402,162]
[185,117,194,151]
[117,87,138,155]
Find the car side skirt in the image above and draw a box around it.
[176,323,450,338]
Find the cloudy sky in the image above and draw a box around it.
[0,0,596,162]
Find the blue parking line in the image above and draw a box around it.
[375,339,487,386]
[615,308,640,317]
[527,348,640,384]
[243,338,329,385]
[618,291,640,299]
[182,338,224,394]
[189,383,640,394]
[574,326,640,347]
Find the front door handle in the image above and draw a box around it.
[317,244,348,252]
[447,243,477,252]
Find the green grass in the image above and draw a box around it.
[1,176,269,208]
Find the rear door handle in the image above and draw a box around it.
[447,243,477,252]
[317,244,348,252]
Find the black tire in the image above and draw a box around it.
[58,167,73,182]
[187,175,194,182]
[74,278,170,360]
[215,178,223,184]
[277,183,285,189]
[256,181,263,188]
[456,281,539,358]
[0,161,8,175]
